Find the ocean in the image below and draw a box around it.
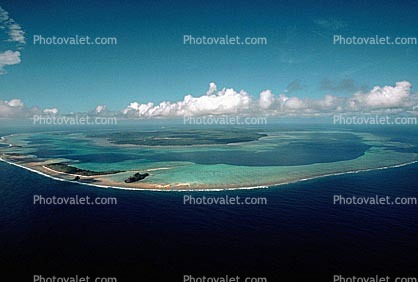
[0,124,417,281]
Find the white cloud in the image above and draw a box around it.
[349,81,412,110]
[1,82,416,119]
[43,108,59,115]
[7,22,25,44]
[124,83,252,117]
[0,6,25,44]
[0,50,21,73]
[123,81,416,118]
[0,98,59,118]
[257,91,342,115]
[123,102,154,116]
[283,96,307,110]
[95,105,107,113]
[6,98,24,108]
[0,99,30,118]
[0,6,25,74]
[206,82,217,95]
[0,7,9,22]
[259,90,274,109]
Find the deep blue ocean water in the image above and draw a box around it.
[1,124,417,281]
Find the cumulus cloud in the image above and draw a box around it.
[263,81,414,115]
[348,81,413,110]
[1,81,416,119]
[124,84,252,117]
[0,50,21,73]
[0,98,28,118]
[206,82,217,95]
[259,90,274,109]
[90,105,122,117]
[123,81,416,118]
[0,98,59,118]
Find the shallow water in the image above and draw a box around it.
[1,125,417,189]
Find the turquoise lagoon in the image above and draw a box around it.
[1,126,417,190]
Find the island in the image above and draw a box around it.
[1,129,417,191]
[124,172,150,183]
[87,129,268,146]
[45,163,122,176]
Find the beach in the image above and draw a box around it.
[2,151,417,192]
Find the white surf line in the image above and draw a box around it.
[146,167,174,172]
[1,157,77,184]
[1,156,418,192]
[167,159,418,192]
[0,156,179,191]
[3,130,417,192]
[0,157,116,189]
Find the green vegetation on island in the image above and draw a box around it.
[46,163,122,176]
[87,129,267,146]
[124,172,149,183]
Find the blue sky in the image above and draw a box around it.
[0,0,417,117]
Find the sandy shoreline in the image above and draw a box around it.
[1,153,417,192]
[0,155,174,190]
[2,132,418,191]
